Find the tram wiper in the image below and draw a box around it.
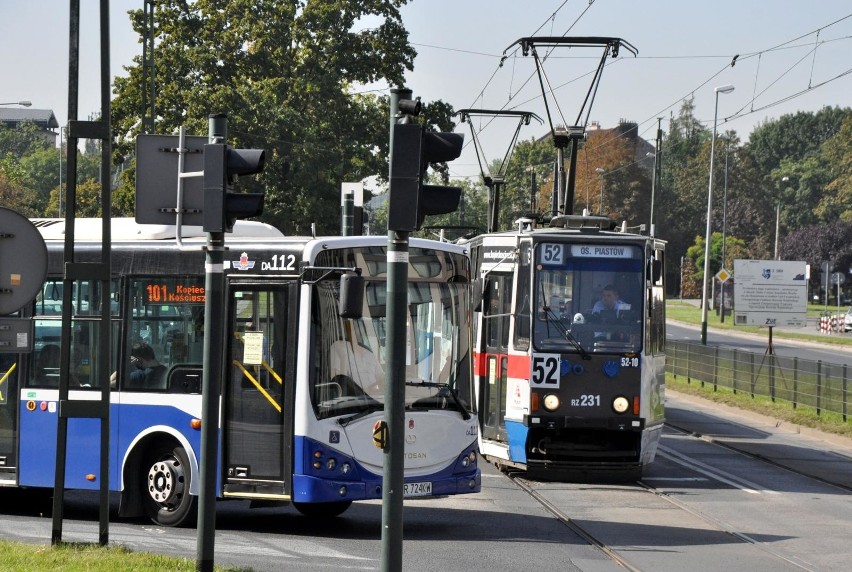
[337,403,384,427]
[541,305,591,360]
[405,380,471,420]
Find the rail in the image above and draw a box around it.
[667,340,850,422]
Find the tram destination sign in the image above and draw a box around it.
[733,259,808,328]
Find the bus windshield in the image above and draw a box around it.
[533,242,644,354]
[310,246,472,421]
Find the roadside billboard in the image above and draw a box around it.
[733,259,808,327]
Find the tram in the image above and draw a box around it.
[0,218,479,525]
[466,215,666,479]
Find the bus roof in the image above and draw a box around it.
[31,217,285,241]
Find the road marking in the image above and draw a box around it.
[657,445,779,495]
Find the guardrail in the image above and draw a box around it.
[667,340,850,422]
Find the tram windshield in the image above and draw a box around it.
[310,246,473,421]
[533,242,644,354]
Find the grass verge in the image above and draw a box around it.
[0,540,253,571]
[667,373,852,440]
[666,300,852,347]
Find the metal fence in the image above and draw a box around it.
[667,340,850,423]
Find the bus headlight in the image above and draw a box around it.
[543,394,560,411]
[612,396,630,414]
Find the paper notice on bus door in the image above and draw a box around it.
[242,331,265,365]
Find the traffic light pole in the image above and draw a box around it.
[197,114,227,572]
[381,229,408,572]
[381,85,411,572]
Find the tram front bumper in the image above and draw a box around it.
[524,414,645,431]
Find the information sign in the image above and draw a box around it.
[733,259,808,327]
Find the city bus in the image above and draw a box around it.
[0,218,480,526]
[466,215,666,479]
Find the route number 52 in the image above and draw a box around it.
[531,354,561,388]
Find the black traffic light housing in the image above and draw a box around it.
[203,143,266,233]
[388,120,464,232]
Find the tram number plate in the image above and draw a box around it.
[403,481,432,497]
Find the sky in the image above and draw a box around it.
[2,0,851,182]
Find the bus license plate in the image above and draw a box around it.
[403,481,432,497]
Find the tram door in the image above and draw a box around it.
[223,283,296,499]
[480,273,512,442]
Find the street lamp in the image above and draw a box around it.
[700,84,735,345]
[0,100,32,107]
[595,167,606,215]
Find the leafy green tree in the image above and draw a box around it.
[112,0,418,235]
[0,169,39,217]
[818,115,852,223]
[747,106,852,175]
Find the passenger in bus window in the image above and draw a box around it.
[129,342,167,390]
[34,344,61,386]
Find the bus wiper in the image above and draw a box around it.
[405,380,471,420]
[541,305,591,360]
[337,403,383,427]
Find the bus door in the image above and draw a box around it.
[223,282,296,499]
[480,273,512,442]
[0,353,18,482]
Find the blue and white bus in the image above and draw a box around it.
[0,218,480,526]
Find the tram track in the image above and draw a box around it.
[507,472,643,572]
[504,417,843,572]
[511,470,814,572]
[663,421,852,494]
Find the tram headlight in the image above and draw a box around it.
[612,396,630,414]
[326,458,337,471]
[543,394,560,412]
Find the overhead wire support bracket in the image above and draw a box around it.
[502,36,637,217]
[455,109,543,233]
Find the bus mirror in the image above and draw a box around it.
[339,274,364,319]
[472,278,485,312]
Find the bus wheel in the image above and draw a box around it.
[141,443,197,527]
[292,500,352,518]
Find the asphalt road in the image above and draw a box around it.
[2,387,851,571]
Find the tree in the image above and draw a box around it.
[0,169,39,217]
[747,106,852,175]
[778,221,852,294]
[818,115,852,223]
[112,0,418,235]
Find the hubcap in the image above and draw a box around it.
[147,456,186,509]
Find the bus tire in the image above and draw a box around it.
[141,442,197,527]
[292,500,352,518]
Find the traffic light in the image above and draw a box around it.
[388,122,464,232]
[203,143,266,233]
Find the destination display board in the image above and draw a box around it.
[144,281,205,305]
[733,259,808,327]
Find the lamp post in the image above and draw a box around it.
[595,167,606,215]
[0,100,32,107]
[700,84,735,345]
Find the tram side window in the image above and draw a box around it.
[482,274,512,352]
[513,242,531,351]
[124,277,205,392]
